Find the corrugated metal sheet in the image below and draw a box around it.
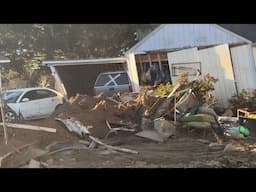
[253,47,256,65]
[127,24,251,54]
[198,44,237,106]
[167,44,237,106]
[230,44,256,92]
[167,48,200,82]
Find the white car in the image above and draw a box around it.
[1,87,64,122]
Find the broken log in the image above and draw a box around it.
[89,136,138,154]
[0,122,56,133]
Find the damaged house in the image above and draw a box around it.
[42,24,256,106]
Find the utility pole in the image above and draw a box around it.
[0,55,11,145]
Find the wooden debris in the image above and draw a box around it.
[55,117,92,137]
[89,141,97,148]
[106,97,126,108]
[89,136,138,154]
[105,120,136,138]
[0,122,56,133]
[78,140,90,146]
[45,145,88,156]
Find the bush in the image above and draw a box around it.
[154,82,174,96]
[192,74,218,105]
[229,89,256,112]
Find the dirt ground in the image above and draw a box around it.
[1,93,256,168]
[1,120,256,168]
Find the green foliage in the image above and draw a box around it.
[4,69,21,80]
[0,24,157,85]
[154,82,174,96]
[229,89,256,112]
[177,72,189,85]
[192,73,218,105]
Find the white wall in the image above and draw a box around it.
[230,44,256,92]
[127,54,140,92]
[167,44,237,106]
[253,46,256,67]
[167,47,200,82]
[198,44,237,106]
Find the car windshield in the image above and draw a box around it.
[2,91,24,103]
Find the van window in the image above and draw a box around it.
[115,73,129,85]
[95,74,110,86]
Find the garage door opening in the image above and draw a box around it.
[55,63,126,98]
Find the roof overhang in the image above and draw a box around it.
[0,55,10,63]
[42,57,128,67]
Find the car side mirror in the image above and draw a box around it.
[21,98,30,102]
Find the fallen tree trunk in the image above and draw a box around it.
[89,136,138,154]
[0,122,56,133]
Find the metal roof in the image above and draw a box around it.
[126,24,252,54]
[42,57,128,66]
[219,24,256,42]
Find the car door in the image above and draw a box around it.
[18,90,42,119]
[35,89,59,117]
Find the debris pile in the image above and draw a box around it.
[1,72,256,168]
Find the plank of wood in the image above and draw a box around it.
[157,53,163,73]
[0,122,56,133]
[45,145,88,156]
[89,136,138,154]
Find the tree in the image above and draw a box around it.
[0,24,157,85]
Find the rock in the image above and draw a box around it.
[28,159,41,168]
[154,118,176,139]
[135,130,165,142]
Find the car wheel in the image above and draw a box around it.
[4,110,18,122]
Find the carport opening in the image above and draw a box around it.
[55,63,127,98]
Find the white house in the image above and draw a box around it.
[125,24,256,106]
[42,24,256,106]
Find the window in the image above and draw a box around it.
[115,73,129,85]
[3,91,23,103]
[95,74,110,86]
[35,90,57,99]
[21,90,38,101]
[171,62,201,76]
[21,89,57,101]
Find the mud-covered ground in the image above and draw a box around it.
[1,121,256,168]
